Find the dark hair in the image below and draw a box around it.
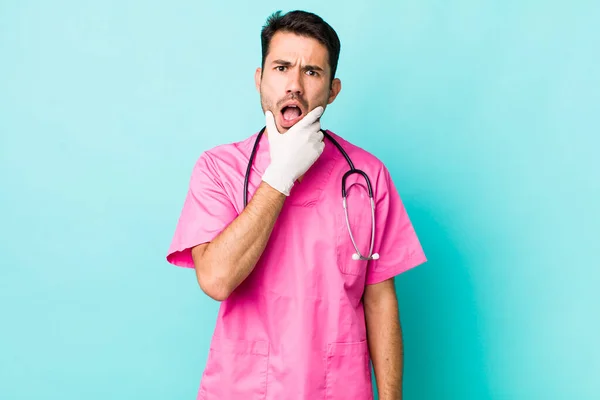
[260,10,341,83]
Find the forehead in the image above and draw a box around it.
[266,31,329,66]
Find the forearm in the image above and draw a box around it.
[196,181,285,299]
[365,293,404,400]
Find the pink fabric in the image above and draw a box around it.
[167,130,427,399]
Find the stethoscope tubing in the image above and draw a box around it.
[244,126,378,261]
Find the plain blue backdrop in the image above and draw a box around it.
[1,1,599,399]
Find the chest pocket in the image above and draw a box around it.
[335,178,374,278]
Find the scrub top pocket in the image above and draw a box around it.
[325,340,373,400]
[199,337,269,400]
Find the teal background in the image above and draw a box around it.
[1,1,598,399]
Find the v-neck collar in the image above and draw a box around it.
[245,129,339,207]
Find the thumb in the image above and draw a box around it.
[294,106,324,130]
[265,110,280,137]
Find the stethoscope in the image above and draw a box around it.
[243,126,380,261]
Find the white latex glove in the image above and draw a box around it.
[261,106,325,196]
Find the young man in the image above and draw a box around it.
[167,10,427,400]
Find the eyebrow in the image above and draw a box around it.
[271,59,325,72]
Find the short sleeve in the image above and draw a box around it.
[166,153,238,269]
[365,164,427,285]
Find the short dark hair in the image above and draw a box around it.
[260,10,341,83]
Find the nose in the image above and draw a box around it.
[285,68,304,96]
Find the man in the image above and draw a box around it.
[167,10,427,400]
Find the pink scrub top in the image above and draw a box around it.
[167,130,427,400]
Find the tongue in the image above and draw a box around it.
[283,107,301,121]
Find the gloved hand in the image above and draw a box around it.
[261,106,325,196]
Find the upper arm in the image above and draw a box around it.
[191,242,211,291]
[166,153,238,269]
[364,277,397,310]
[191,243,209,269]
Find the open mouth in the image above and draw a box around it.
[279,104,304,128]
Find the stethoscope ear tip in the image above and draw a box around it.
[371,253,380,260]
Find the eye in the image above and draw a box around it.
[276,66,287,72]
[306,70,318,76]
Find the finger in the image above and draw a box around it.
[303,118,323,141]
[318,140,325,152]
[307,129,324,144]
[313,139,326,155]
[265,110,280,137]
[293,106,324,130]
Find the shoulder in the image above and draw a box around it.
[325,130,388,176]
[325,130,398,204]
[192,132,259,175]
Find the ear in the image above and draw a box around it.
[255,67,262,92]
[327,78,342,105]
